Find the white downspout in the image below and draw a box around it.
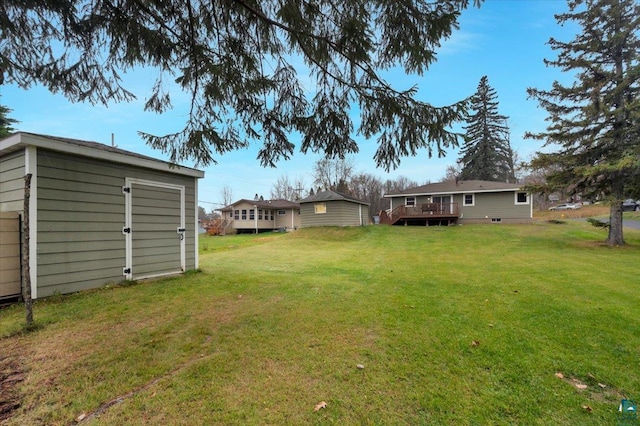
[253,205,258,234]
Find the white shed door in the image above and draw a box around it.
[123,179,185,280]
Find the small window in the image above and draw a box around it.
[515,192,528,205]
[234,209,239,220]
[315,203,327,214]
[406,197,416,206]
[241,209,247,220]
[270,211,275,220]
[277,209,286,216]
[463,194,474,206]
[258,209,263,220]
[249,210,255,220]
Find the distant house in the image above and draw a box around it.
[0,132,204,300]
[298,190,370,227]
[382,180,531,226]
[219,198,300,233]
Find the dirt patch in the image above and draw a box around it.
[0,343,24,422]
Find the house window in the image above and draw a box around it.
[277,210,286,216]
[315,203,327,214]
[463,194,475,206]
[241,209,247,220]
[234,210,239,220]
[258,209,263,220]
[515,192,529,205]
[270,211,275,220]
[249,210,255,220]
[405,197,416,207]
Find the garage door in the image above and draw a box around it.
[123,179,185,281]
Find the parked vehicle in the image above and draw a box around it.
[549,203,582,211]
[622,199,640,212]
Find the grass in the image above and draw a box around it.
[1,222,640,425]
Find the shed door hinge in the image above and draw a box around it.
[122,186,131,194]
[122,227,131,234]
[123,267,131,275]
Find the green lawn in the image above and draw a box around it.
[1,222,639,425]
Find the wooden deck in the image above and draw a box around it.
[380,203,460,226]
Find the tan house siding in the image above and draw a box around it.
[0,150,25,213]
[35,149,198,297]
[225,200,300,231]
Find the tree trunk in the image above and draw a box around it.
[23,173,34,326]
[607,202,625,246]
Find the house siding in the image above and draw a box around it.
[35,149,198,297]
[301,200,368,227]
[227,201,300,231]
[457,192,531,223]
[0,150,25,213]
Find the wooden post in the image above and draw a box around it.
[23,173,34,327]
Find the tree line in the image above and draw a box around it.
[2,0,639,246]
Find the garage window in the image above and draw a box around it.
[515,192,529,205]
[315,203,327,214]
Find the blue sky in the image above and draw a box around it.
[1,0,578,211]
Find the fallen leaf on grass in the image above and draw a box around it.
[598,383,607,388]
[582,405,593,413]
[314,401,327,412]
[575,383,588,390]
[555,372,564,379]
[471,340,480,347]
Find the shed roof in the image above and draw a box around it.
[220,198,300,211]
[0,132,204,178]
[384,180,523,197]
[299,189,369,205]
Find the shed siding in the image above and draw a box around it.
[301,201,367,227]
[35,149,197,297]
[0,212,21,298]
[0,150,25,213]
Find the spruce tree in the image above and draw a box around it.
[0,96,18,138]
[458,76,515,182]
[0,0,480,170]
[526,0,640,246]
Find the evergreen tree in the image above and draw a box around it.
[458,76,515,182]
[0,0,480,170]
[526,0,640,246]
[0,96,18,138]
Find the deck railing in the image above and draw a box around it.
[383,203,459,224]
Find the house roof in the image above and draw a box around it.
[298,189,369,205]
[220,198,300,211]
[0,132,204,178]
[384,180,523,197]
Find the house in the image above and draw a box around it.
[0,132,204,300]
[298,190,370,227]
[382,180,531,226]
[219,198,300,233]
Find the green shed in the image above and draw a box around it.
[0,132,204,299]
